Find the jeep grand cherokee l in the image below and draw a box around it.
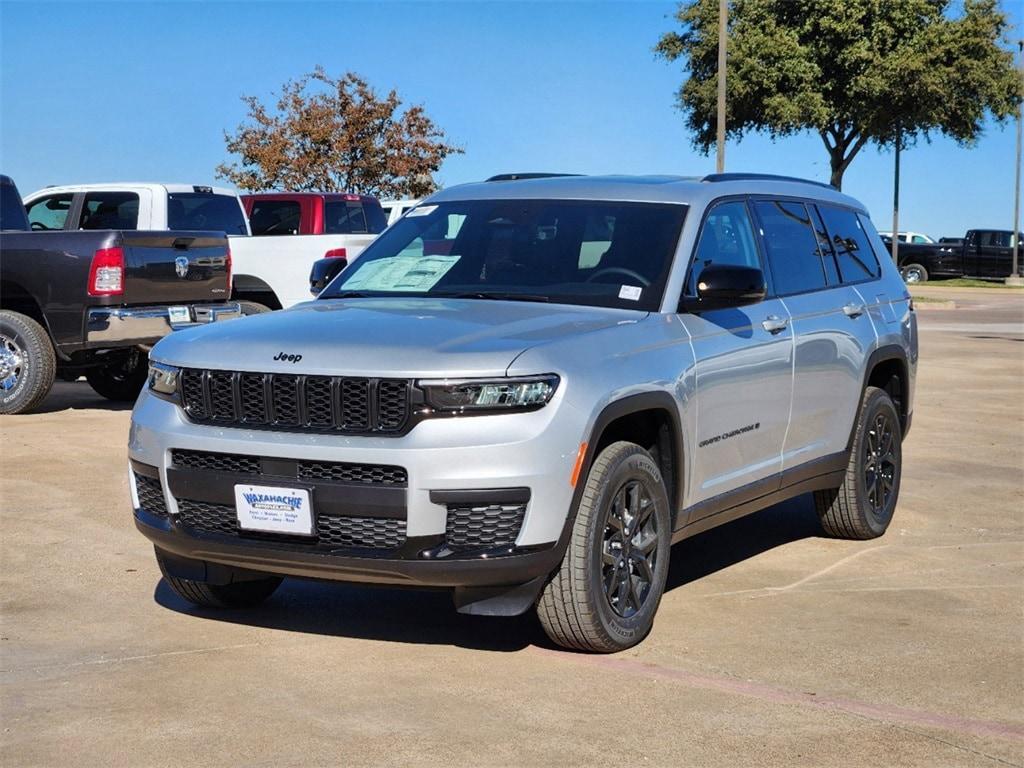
[129,173,917,652]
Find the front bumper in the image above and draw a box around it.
[128,384,584,594]
[86,302,241,346]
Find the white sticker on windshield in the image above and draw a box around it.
[342,254,459,291]
[406,205,437,217]
[619,285,643,301]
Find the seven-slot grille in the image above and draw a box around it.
[178,369,411,434]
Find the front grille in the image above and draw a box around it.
[446,503,526,551]
[175,498,405,550]
[134,472,168,517]
[171,449,260,474]
[179,369,411,435]
[298,461,407,486]
[170,449,407,487]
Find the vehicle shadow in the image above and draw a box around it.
[23,380,134,414]
[153,494,823,651]
[664,493,822,592]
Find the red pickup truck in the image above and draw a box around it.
[241,193,388,237]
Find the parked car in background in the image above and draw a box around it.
[1,175,239,414]
[879,230,935,244]
[380,198,422,226]
[891,229,1022,282]
[23,183,382,312]
[241,193,387,236]
[129,172,916,653]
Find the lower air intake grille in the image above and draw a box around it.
[171,450,261,474]
[175,499,405,550]
[317,516,406,549]
[134,473,168,517]
[446,503,526,551]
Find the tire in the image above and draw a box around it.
[814,386,902,540]
[237,300,271,315]
[537,441,672,653]
[901,263,928,284]
[156,550,282,609]
[0,310,56,415]
[85,348,149,402]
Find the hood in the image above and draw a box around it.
[151,298,642,377]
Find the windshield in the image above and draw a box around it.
[167,193,248,235]
[320,199,687,311]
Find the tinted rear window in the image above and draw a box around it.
[249,200,301,236]
[324,199,388,234]
[754,200,828,295]
[80,192,139,230]
[168,193,247,235]
[817,204,880,283]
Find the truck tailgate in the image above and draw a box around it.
[121,231,231,305]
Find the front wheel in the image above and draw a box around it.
[814,386,903,539]
[85,348,149,401]
[537,441,671,653]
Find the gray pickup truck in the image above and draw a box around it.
[0,174,240,414]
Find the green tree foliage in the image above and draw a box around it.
[217,67,462,197]
[656,0,1022,189]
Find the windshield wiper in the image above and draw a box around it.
[327,291,375,299]
[439,291,550,303]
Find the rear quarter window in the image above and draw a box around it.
[249,200,301,236]
[817,204,880,283]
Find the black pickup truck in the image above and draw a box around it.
[893,229,1023,283]
[0,174,240,414]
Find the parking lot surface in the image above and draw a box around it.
[2,289,1022,767]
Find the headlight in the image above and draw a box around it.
[147,361,180,399]
[418,375,559,413]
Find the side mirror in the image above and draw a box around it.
[309,257,348,296]
[679,264,766,313]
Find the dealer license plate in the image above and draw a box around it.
[234,484,314,536]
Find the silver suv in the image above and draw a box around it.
[130,174,917,652]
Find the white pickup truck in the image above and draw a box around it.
[22,183,382,311]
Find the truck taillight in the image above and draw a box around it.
[324,248,347,259]
[88,246,125,296]
[225,243,233,289]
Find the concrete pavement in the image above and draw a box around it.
[2,290,1022,767]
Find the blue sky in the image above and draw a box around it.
[1,0,1021,239]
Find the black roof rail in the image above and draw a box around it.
[702,173,836,190]
[485,173,583,182]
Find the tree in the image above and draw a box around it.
[216,67,462,197]
[655,0,1022,189]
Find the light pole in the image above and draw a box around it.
[892,132,901,267]
[1009,39,1023,285]
[716,0,727,173]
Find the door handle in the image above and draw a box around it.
[762,315,788,334]
[842,303,865,318]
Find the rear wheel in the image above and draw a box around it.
[0,310,56,415]
[237,300,271,315]
[901,263,928,283]
[156,550,282,608]
[85,348,148,401]
[815,386,902,539]
[537,441,671,653]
